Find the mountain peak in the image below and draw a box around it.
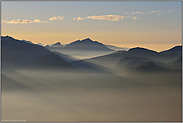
[64,38,113,51]
[52,42,62,46]
[81,38,93,42]
[128,47,158,53]
[1,35,15,40]
[129,47,148,51]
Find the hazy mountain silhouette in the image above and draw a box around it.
[51,42,62,47]
[52,51,78,63]
[168,55,182,70]
[1,36,51,68]
[114,56,166,72]
[28,53,76,70]
[134,62,170,72]
[105,44,128,51]
[64,38,113,51]
[85,46,182,68]
[46,38,113,51]
[46,38,114,58]
[71,60,112,73]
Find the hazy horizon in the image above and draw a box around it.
[1,1,182,51]
[1,35,182,52]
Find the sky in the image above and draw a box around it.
[1,1,182,51]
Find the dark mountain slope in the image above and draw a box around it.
[1,36,51,68]
[28,53,76,70]
[159,45,182,55]
[52,51,78,63]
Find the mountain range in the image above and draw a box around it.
[46,38,115,59]
[83,45,182,69]
[1,36,182,73]
[47,38,113,51]
[1,36,75,70]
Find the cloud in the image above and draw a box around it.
[128,11,146,15]
[126,10,163,15]
[152,10,162,13]
[49,16,64,21]
[1,20,7,24]
[168,10,173,13]
[77,17,85,20]
[132,16,138,20]
[2,19,48,24]
[73,18,76,20]
[7,19,32,24]
[86,15,124,21]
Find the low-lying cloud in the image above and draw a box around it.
[49,16,64,21]
[77,17,85,21]
[127,10,163,15]
[86,15,124,21]
[2,19,48,24]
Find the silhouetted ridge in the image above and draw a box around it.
[2,35,15,40]
[64,38,113,51]
[160,45,182,54]
[128,47,158,54]
[52,42,62,46]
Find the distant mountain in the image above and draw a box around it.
[52,51,78,63]
[105,45,128,51]
[127,47,158,57]
[64,38,113,51]
[135,62,169,72]
[46,38,114,59]
[84,45,182,68]
[51,42,62,47]
[168,56,182,70]
[37,43,45,46]
[70,60,112,73]
[21,39,34,44]
[160,45,182,55]
[28,53,76,70]
[114,56,166,72]
[1,36,51,68]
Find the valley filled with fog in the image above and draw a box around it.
[1,36,182,122]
